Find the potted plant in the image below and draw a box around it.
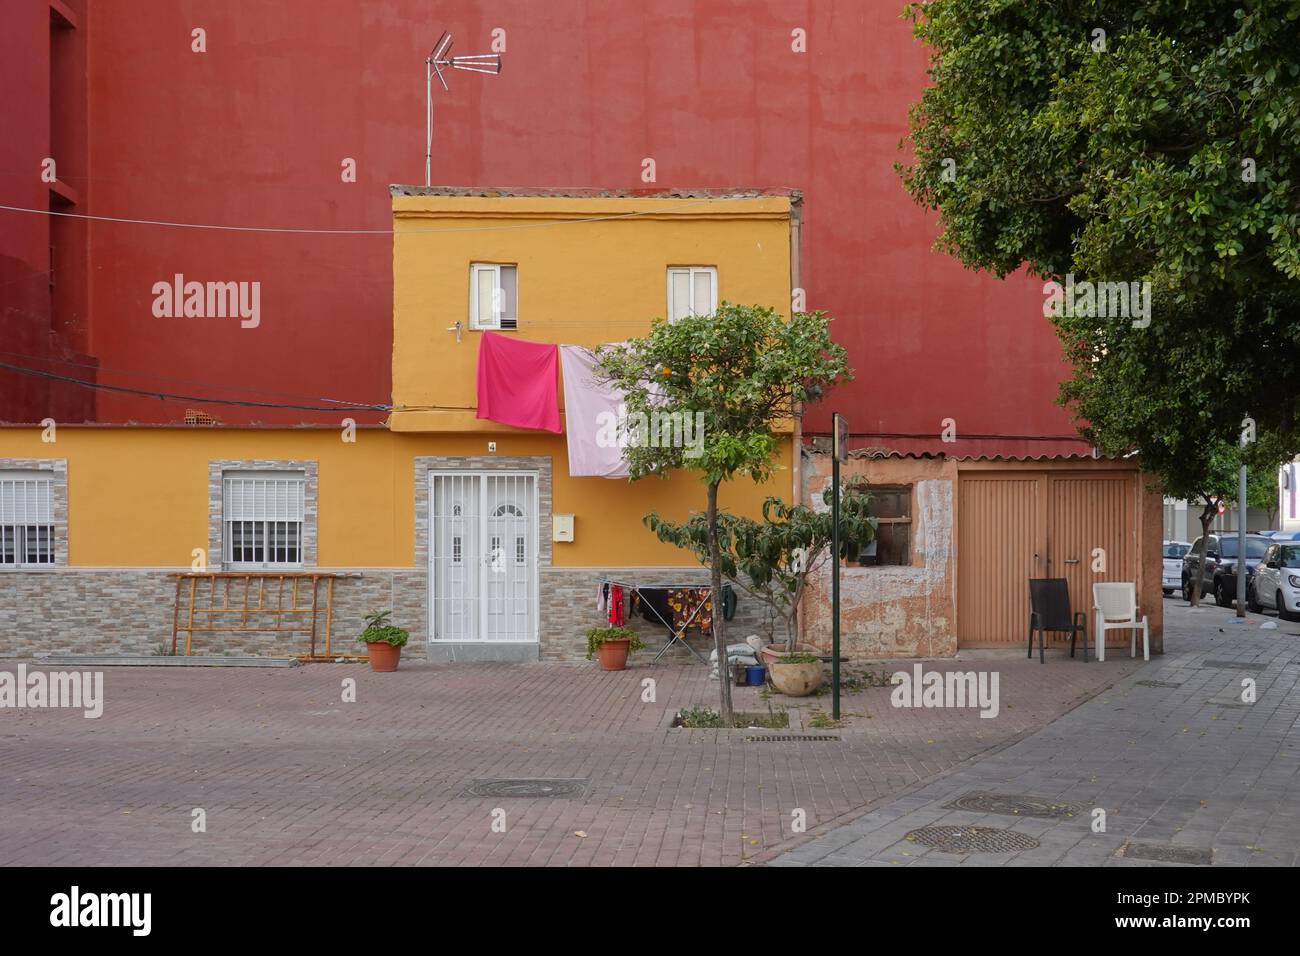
[357,609,409,672]
[767,651,825,697]
[586,625,645,672]
[645,489,876,672]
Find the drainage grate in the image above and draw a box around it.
[1136,679,1183,689]
[905,825,1039,854]
[461,779,587,799]
[943,792,1084,819]
[1122,842,1213,865]
[1201,660,1263,671]
[744,734,840,743]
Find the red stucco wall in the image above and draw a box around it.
[1,0,1084,455]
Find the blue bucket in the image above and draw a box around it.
[745,665,766,686]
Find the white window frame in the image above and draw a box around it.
[469,262,518,331]
[0,470,56,569]
[666,266,717,321]
[221,470,306,569]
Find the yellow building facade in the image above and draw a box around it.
[0,189,800,661]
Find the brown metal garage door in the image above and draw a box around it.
[957,470,1137,648]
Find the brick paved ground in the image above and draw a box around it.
[0,638,1140,867]
[768,599,1300,867]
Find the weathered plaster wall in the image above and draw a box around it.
[800,452,958,658]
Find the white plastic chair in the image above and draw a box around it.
[1093,583,1149,662]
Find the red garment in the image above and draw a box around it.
[475,331,562,433]
[608,584,625,626]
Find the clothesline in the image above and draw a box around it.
[598,579,736,665]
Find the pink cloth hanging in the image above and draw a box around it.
[559,344,630,478]
[475,332,562,433]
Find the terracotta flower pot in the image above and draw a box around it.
[768,659,825,697]
[596,638,631,671]
[366,641,402,672]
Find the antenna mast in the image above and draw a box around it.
[425,32,503,187]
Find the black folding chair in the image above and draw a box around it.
[1028,578,1088,664]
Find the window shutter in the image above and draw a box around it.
[0,473,53,524]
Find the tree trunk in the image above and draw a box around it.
[706,480,733,724]
[1190,497,1216,607]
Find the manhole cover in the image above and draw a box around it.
[943,792,1083,819]
[1122,842,1212,865]
[744,734,840,743]
[1201,660,1263,671]
[462,778,587,799]
[905,825,1039,854]
[1136,679,1183,688]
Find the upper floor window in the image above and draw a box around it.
[222,471,305,567]
[667,266,717,321]
[470,263,518,330]
[0,471,55,567]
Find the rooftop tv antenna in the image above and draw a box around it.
[425,32,503,186]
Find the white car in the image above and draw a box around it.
[1249,539,1300,621]
[1162,540,1191,595]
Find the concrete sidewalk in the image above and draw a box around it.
[767,600,1300,867]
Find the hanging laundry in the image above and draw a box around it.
[608,584,625,626]
[558,344,629,478]
[476,331,561,433]
[667,587,715,636]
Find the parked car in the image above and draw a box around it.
[1181,533,1272,606]
[1248,541,1300,621]
[1162,540,1191,595]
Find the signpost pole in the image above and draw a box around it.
[831,413,848,720]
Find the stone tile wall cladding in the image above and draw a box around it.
[0,569,425,660]
[0,566,771,662]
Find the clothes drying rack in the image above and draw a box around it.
[601,579,717,665]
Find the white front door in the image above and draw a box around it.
[430,471,537,642]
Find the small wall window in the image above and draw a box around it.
[667,266,717,321]
[222,471,305,568]
[0,471,55,567]
[470,263,518,330]
[854,485,912,567]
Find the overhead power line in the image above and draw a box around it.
[0,199,721,237]
[0,361,390,414]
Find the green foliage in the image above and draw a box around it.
[585,626,645,660]
[356,609,410,648]
[644,491,875,647]
[596,303,852,721]
[898,0,1300,531]
[1242,430,1291,523]
[595,304,851,485]
[776,652,822,665]
[675,706,727,728]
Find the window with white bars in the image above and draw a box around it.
[667,266,717,321]
[469,263,518,330]
[222,471,305,567]
[0,471,55,568]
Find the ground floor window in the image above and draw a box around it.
[222,471,305,567]
[0,471,56,567]
[851,483,912,567]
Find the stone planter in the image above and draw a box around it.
[768,659,824,697]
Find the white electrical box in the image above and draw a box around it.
[553,514,575,542]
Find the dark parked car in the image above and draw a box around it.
[1181,533,1273,606]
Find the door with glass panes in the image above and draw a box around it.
[429,472,537,642]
